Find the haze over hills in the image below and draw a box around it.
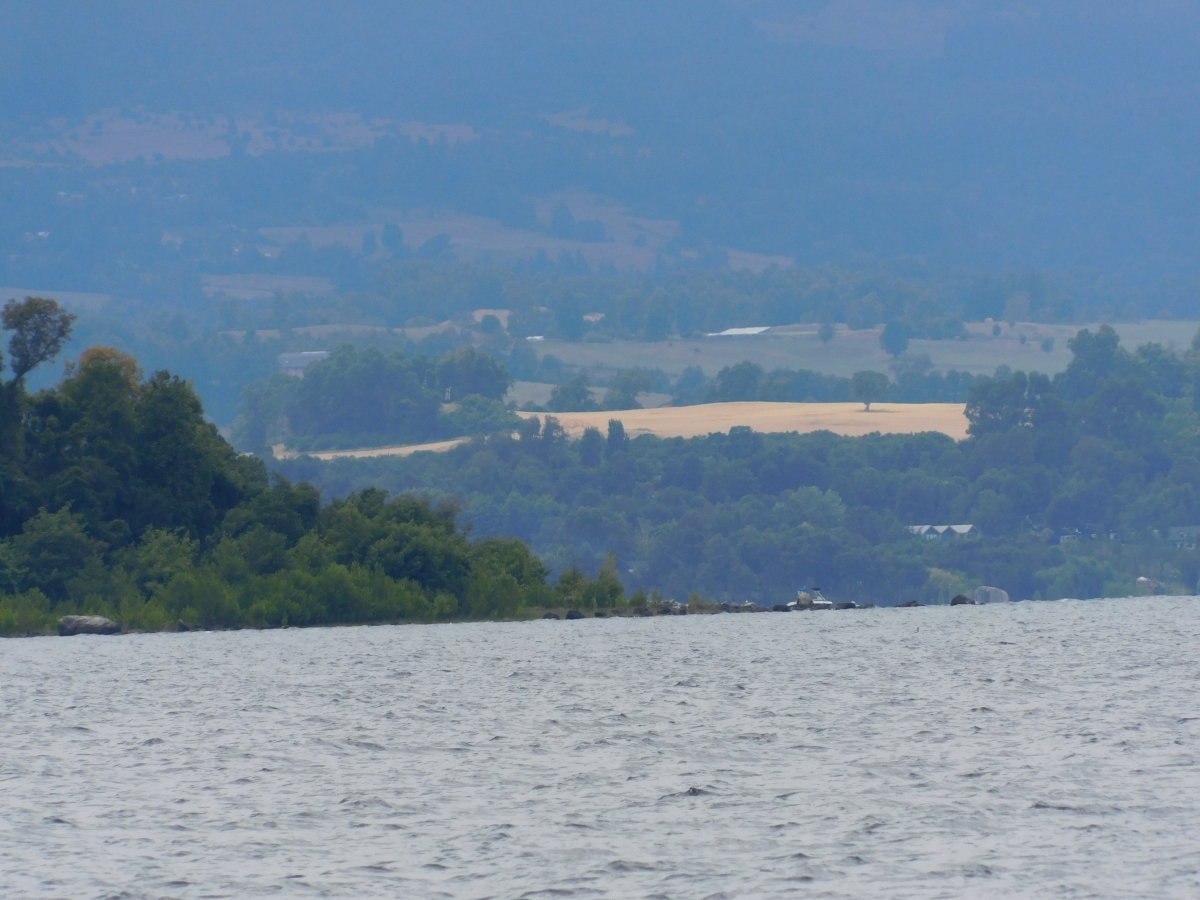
[2,0,1199,287]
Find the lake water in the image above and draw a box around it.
[3,598,1200,899]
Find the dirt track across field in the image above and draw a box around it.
[518,402,969,441]
[273,437,471,461]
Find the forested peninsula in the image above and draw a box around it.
[0,299,619,636]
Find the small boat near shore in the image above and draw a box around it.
[789,588,832,611]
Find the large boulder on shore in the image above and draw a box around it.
[58,615,120,636]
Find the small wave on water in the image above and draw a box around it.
[3,597,1200,898]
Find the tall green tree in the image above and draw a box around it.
[604,368,654,410]
[435,346,512,401]
[547,375,599,412]
[851,371,890,410]
[290,345,441,445]
[0,298,78,529]
[3,297,77,382]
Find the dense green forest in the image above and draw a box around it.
[0,299,618,636]
[277,326,1200,607]
[234,343,517,451]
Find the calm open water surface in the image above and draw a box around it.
[3,598,1200,899]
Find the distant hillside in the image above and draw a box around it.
[2,1,1199,281]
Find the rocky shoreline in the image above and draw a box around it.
[10,588,1023,637]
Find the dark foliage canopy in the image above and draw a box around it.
[234,343,515,452]
[0,327,580,635]
[280,328,1200,607]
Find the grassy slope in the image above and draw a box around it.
[525,321,1197,381]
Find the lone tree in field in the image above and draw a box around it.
[851,370,889,411]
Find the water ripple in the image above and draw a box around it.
[3,597,1200,897]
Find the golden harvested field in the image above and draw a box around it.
[275,402,968,461]
[519,402,969,441]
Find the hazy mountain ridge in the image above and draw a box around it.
[1,1,1198,279]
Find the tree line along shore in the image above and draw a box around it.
[5,297,1200,634]
[0,299,630,636]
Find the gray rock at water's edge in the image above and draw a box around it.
[565,610,585,620]
[950,594,975,606]
[542,612,561,620]
[973,586,1010,604]
[58,615,121,636]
